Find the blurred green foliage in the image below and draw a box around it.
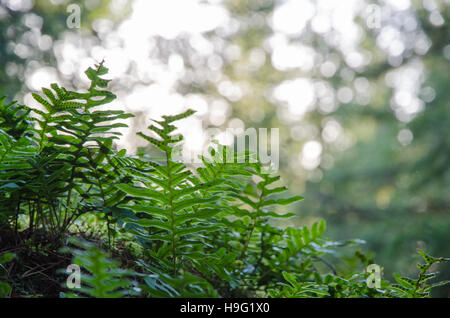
[0,0,129,100]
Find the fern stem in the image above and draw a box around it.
[240,187,265,260]
[165,150,177,275]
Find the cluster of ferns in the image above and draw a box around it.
[0,62,448,298]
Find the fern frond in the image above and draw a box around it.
[116,109,226,275]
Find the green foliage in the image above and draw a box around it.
[0,63,448,298]
[61,238,137,298]
[389,250,450,298]
[0,97,32,140]
[0,123,36,226]
[137,259,218,297]
[267,271,330,298]
[176,0,450,297]
[269,249,450,298]
[116,108,223,275]
[0,253,15,297]
[112,130,234,293]
[0,61,134,237]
